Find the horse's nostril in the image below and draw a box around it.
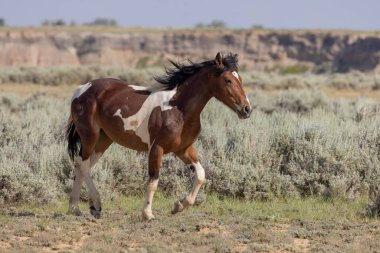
[243,106,251,114]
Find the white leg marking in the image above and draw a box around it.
[82,161,97,198]
[72,157,86,199]
[68,157,85,214]
[68,154,102,216]
[90,152,102,168]
[172,162,205,214]
[79,157,101,210]
[113,88,177,144]
[70,167,84,205]
[142,179,159,220]
[185,162,205,205]
[71,82,92,101]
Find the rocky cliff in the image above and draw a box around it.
[1,28,379,72]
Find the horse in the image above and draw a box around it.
[66,52,252,220]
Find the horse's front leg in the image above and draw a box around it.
[142,144,164,221]
[172,145,205,214]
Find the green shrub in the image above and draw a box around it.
[1,67,380,92]
[0,90,379,204]
[367,193,380,217]
[0,66,159,86]
[280,65,310,75]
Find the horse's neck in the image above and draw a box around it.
[174,73,214,123]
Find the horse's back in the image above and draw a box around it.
[72,78,150,107]
[87,78,136,98]
[70,78,152,151]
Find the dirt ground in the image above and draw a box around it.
[0,196,379,253]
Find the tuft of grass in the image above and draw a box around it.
[1,194,370,222]
[280,64,310,75]
[367,193,380,217]
[202,195,368,221]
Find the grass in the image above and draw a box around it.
[205,195,369,221]
[280,64,310,75]
[0,195,378,252]
[7,194,368,222]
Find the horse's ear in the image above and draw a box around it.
[215,52,224,69]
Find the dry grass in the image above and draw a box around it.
[0,195,379,253]
[0,83,75,98]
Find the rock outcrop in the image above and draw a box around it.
[0,28,379,72]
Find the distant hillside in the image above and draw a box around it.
[0,27,379,72]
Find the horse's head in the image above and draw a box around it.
[212,52,252,119]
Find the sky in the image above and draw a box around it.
[0,0,379,30]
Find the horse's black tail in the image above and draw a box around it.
[66,117,81,161]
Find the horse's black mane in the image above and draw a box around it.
[152,53,239,91]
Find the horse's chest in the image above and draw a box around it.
[181,123,201,144]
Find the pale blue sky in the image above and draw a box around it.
[0,0,379,30]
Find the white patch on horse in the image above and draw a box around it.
[113,88,177,145]
[177,161,205,210]
[231,71,250,106]
[142,178,158,220]
[192,162,206,183]
[129,85,147,91]
[232,71,240,81]
[72,82,92,101]
[246,96,251,107]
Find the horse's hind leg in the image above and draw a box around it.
[85,132,113,218]
[68,130,112,218]
[68,117,113,215]
[68,128,99,217]
[68,160,85,216]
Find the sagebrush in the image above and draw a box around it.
[1,88,379,206]
[1,66,380,91]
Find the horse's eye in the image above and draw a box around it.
[225,79,232,85]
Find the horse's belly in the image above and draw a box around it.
[104,127,149,151]
[100,115,150,152]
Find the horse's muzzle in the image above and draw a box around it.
[237,105,252,119]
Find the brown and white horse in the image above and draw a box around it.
[66,52,251,220]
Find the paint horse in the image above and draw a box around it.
[66,52,252,220]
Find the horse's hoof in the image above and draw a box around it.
[141,211,155,221]
[171,200,185,214]
[67,206,82,216]
[90,206,102,219]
